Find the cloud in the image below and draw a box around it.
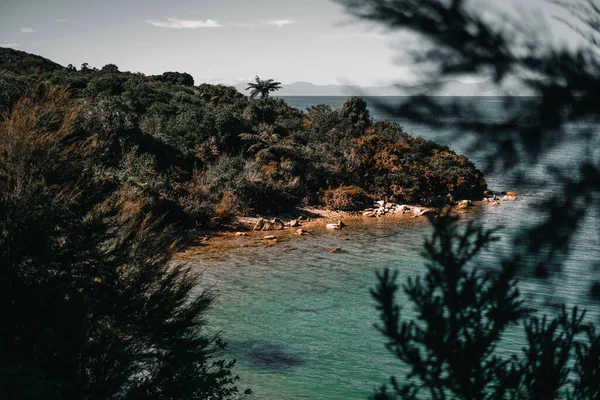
[54,18,68,23]
[0,43,20,48]
[146,18,222,29]
[265,19,294,27]
[20,28,36,33]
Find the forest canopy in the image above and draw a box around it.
[0,48,486,229]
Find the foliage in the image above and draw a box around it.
[322,186,371,211]
[0,47,64,75]
[245,76,282,99]
[0,49,486,228]
[0,87,242,399]
[372,216,600,400]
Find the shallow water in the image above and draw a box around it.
[194,97,600,399]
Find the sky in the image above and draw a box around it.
[0,0,583,86]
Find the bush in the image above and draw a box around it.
[0,88,241,399]
[322,186,371,211]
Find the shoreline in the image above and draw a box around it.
[175,197,510,260]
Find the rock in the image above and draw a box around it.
[271,218,285,230]
[295,229,309,235]
[502,195,517,201]
[253,218,265,231]
[413,207,422,215]
[329,247,342,253]
[261,218,285,231]
[297,215,307,221]
[262,221,273,231]
[506,191,517,196]
[418,209,437,217]
[326,220,346,230]
[458,200,472,209]
[490,201,500,207]
[363,211,376,217]
[376,200,385,207]
[481,198,489,203]
[235,232,247,236]
[263,235,277,240]
[289,219,300,227]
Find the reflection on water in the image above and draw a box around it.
[192,97,600,400]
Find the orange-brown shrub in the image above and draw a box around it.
[322,185,370,211]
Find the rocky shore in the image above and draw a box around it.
[176,190,517,260]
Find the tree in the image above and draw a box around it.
[371,215,600,399]
[333,0,600,397]
[245,76,282,99]
[100,63,120,73]
[0,87,243,399]
[336,0,600,282]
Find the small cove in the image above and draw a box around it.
[192,97,600,399]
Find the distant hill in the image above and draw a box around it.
[234,78,535,97]
[0,47,65,75]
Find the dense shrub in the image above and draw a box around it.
[0,48,487,228]
[322,186,371,211]
[0,88,240,399]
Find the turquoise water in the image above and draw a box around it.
[194,97,600,399]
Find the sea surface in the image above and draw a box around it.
[195,97,600,399]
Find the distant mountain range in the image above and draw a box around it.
[234,78,536,97]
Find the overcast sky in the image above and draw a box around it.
[0,0,581,86]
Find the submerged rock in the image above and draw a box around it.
[326,220,346,230]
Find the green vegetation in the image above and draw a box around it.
[0,47,486,399]
[372,215,600,399]
[0,87,242,399]
[245,75,282,99]
[0,48,486,230]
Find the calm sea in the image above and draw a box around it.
[194,97,600,399]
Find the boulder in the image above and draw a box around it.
[295,229,309,235]
[329,247,342,253]
[363,211,376,217]
[490,201,500,207]
[253,218,265,231]
[289,219,300,227]
[235,232,247,236]
[262,221,273,231]
[502,195,517,201]
[263,235,277,240]
[376,200,385,207]
[271,218,285,230]
[506,191,517,196]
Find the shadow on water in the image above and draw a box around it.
[230,340,308,371]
